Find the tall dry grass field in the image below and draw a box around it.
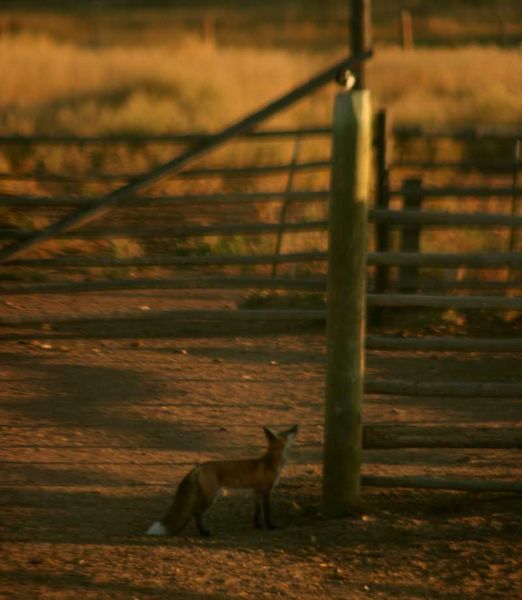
[1,34,521,134]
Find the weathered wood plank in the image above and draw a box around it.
[0,251,328,269]
[362,475,522,493]
[369,252,522,268]
[0,127,332,145]
[0,308,326,327]
[394,126,522,140]
[366,335,522,353]
[393,160,517,173]
[364,424,522,449]
[370,209,522,227]
[389,186,522,198]
[368,293,522,310]
[0,160,332,184]
[0,276,326,295]
[323,89,372,516]
[0,190,330,208]
[3,252,519,272]
[0,220,329,240]
[365,379,522,398]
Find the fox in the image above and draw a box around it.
[146,424,298,537]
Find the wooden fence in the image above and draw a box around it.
[0,61,520,495]
[1,123,520,305]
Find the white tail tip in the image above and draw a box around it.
[146,521,168,536]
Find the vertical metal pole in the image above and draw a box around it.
[272,137,302,278]
[322,90,372,517]
[350,0,372,90]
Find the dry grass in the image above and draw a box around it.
[374,46,522,128]
[1,33,521,134]
[0,33,329,134]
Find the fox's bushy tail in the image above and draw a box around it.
[146,468,200,536]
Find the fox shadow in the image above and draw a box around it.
[4,469,519,554]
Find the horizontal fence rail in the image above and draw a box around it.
[1,211,520,241]
[369,252,522,268]
[370,209,522,228]
[1,125,520,146]
[366,336,522,353]
[365,379,522,398]
[0,190,330,208]
[393,160,520,173]
[0,160,332,183]
[393,126,522,140]
[389,185,522,198]
[1,276,521,298]
[0,220,330,240]
[0,308,325,327]
[2,161,520,181]
[0,251,328,269]
[1,295,521,327]
[0,276,327,295]
[1,191,520,209]
[0,127,333,146]
[363,424,522,449]
[368,293,522,310]
[362,475,522,493]
[0,252,519,272]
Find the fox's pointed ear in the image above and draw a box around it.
[263,426,277,442]
[283,424,298,438]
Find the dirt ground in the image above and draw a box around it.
[0,290,521,599]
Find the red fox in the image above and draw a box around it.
[146,425,298,536]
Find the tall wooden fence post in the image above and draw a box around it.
[399,177,423,293]
[507,138,520,289]
[400,9,414,50]
[322,90,372,517]
[369,109,391,325]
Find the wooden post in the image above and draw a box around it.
[399,177,422,293]
[400,9,414,50]
[322,90,372,517]
[201,14,216,44]
[369,109,391,325]
[507,139,520,289]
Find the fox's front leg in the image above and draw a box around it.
[254,491,276,530]
[262,491,277,529]
[254,493,263,529]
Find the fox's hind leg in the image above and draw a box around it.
[254,493,262,529]
[195,510,211,537]
[194,481,218,537]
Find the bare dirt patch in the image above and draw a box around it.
[0,291,521,599]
